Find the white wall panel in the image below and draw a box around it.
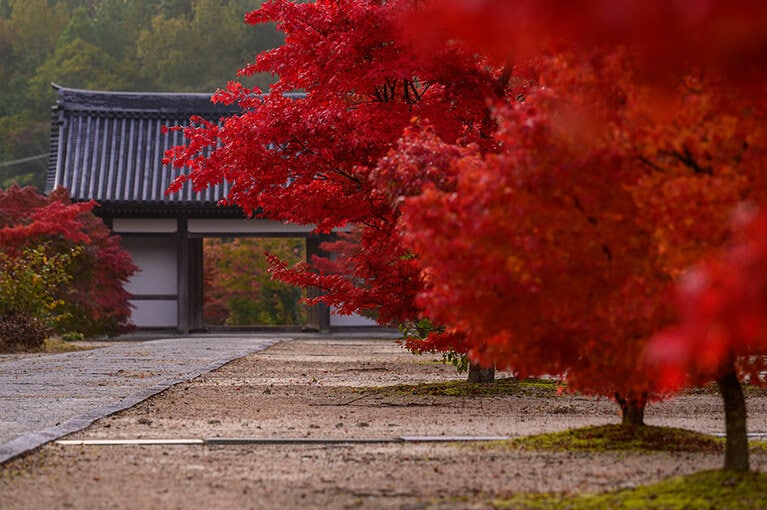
[329,309,379,327]
[188,218,315,235]
[121,237,177,296]
[112,218,177,233]
[129,300,177,328]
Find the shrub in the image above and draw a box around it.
[0,245,76,352]
[0,186,137,338]
[0,312,50,352]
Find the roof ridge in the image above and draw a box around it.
[53,83,240,115]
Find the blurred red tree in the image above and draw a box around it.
[399,0,767,470]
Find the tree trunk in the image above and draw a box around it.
[467,361,495,383]
[615,391,647,426]
[717,364,750,472]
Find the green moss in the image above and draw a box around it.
[0,337,93,355]
[43,337,92,353]
[683,382,767,398]
[412,358,452,366]
[355,377,560,398]
[749,440,767,454]
[492,470,767,509]
[496,424,724,453]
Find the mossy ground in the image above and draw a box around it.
[354,376,561,398]
[42,337,92,353]
[0,337,91,354]
[478,426,767,508]
[490,470,767,509]
[499,424,724,453]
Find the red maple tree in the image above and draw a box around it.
[0,185,137,337]
[413,0,767,89]
[165,0,513,376]
[648,207,767,472]
[401,48,676,423]
[165,1,767,469]
[399,0,767,470]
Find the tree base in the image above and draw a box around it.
[615,392,647,426]
[467,362,495,383]
[717,367,750,472]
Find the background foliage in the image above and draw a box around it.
[203,237,307,327]
[0,0,283,190]
[0,244,76,350]
[0,185,137,345]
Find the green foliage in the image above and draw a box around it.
[400,317,469,373]
[136,0,280,92]
[204,237,307,326]
[60,330,84,342]
[491,470,767,509]
[0,0,283,190]
[441,350,470,373]
[0,244,79,351]
[0,114,49,190]
[28,38,129,108]
[0,244,78,322]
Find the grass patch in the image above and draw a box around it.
[43,337,93,354]
[491,470,767,509]
[497,424,724,453]
[0,337,93,355]
[749,440,767,454]
[358,377,560,398]
[682,382,767,398]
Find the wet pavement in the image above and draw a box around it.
[0,334,286,464]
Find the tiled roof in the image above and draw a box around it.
[46,85,241,210]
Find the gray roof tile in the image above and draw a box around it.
[46,85,240,209]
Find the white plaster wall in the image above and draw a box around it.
[112,218,177,233]
[121,237,177,328]
[329,309,379,327]
[188,218,315,235]
[129,300,178,328]
[122,237,177,295]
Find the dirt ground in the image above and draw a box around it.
[2,337,767,509]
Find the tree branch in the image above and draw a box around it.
[661,147,713,175]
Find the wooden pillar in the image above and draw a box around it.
[306,235,331,332]
[177,217,190,334]
[189,238,204,331]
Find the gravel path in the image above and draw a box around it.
[2,336,767,509]
[0,334,289,463]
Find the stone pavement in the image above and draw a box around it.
[0,334,290,464]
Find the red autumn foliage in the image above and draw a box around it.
[0,185,137,337]
[165,0,510,331]
[399,0,767,466]
[412,0,767,88]
[164,0,767,440]
[0,186,93,248]
[401,49,677,405]
[402,46,766,399]
[648,206,767,390]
